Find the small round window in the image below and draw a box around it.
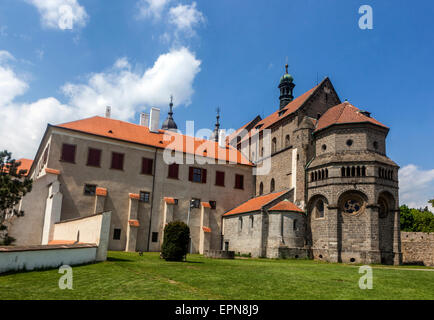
[373,141,379,149]
[322,144,327,151]
[346,139,353,147]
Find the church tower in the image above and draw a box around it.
[278,64,295,110]
[210,107,221,142]
[161,96,178,131]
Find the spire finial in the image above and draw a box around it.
[285,64,288,74]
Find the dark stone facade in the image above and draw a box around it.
[224,75,402,265]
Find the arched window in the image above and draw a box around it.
[341,167,346,177]
[314,172,318,181]
[362,166,366,177]
[357,166,361,177]
[315,200,325,218]
[238,217,243,232]
[270,178,275,192]
[285,135,290,147]
[311,172,314,182]
[250,215,254,229]
[325,169,329,178]
[346,167,351,177]
[351,166,356,177]
[259,182,264,195]
[272,138,277,154]
[293,219,297,231]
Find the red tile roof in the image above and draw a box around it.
[96,187,107,197]
[224,190,287,216]
[55,116,252,166]
[201,202,211,208]
[238,85,319,143]
[164,197,175,204]
[45,168,60,175]
[202,226,211,233]
[129,219,140,227]
[129,193,140,200]
[268,200,303,213]
[315,102,388,132]
[2,158,33,176]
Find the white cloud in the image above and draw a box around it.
[0,48,201,159]
[168,2,205,37]
[399,164,434,209]
[27,0,88,30]
[137,0,170,20]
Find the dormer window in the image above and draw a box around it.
[278,109,287,117]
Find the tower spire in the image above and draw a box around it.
[278,63,295,110]
[211,107,221,142]
[161,95,178,131]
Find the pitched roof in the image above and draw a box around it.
[238,84,320,143]
[268,200,303,213]
[224,190,287,216]
[2,158,33,176]
[55,116,252,166]
[315,102,388,132]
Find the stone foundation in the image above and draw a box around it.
[204,250,235,259]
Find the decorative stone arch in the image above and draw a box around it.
[376,190,397,263]
[305,194,329,248]
[259,182,264,195]
[270,178,275,193]
[376,190,396,219]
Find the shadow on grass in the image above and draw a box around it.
[107,257,134,262]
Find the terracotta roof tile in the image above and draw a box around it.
[164,197,175,204]
[202,226,211,233]
[129,193,140,200]
[55,116,252,166]
[96,187,107,197]
[45,168,60,175]
[224,190,287,216]
[268,200,303,213]
[129,219,140,227]
[201,202,211,208]
[2,158,33,176]
[315,102,388,132]
[239,85,319,143]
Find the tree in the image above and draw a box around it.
[161,221,190,261]
[400,204,434,233]
[429,199,434,209]
[0,150,33,245]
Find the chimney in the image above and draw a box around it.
[140,112,150,126]
[105,106,111,118]
[149,107,160,133]
[218,130,226,148]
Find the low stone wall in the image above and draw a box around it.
[204,250,235,259]
[401,232,434,266]
[0,244,97,274]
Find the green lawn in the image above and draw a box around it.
[1,251,433,300]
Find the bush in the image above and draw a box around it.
[161,221,190,261]
[400,205,434,233]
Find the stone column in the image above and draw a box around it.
[41,179,63,245]
[326,205,339,263]
[367,204,381,264]
[125,193,140,252]
[392,209,402,265]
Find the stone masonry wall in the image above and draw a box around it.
[401,232,434,266]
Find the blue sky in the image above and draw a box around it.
[0,0,433,207]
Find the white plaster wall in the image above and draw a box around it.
[52,214,103,245]
[0,247,97,274]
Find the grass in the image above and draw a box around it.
[0,251,433,300]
